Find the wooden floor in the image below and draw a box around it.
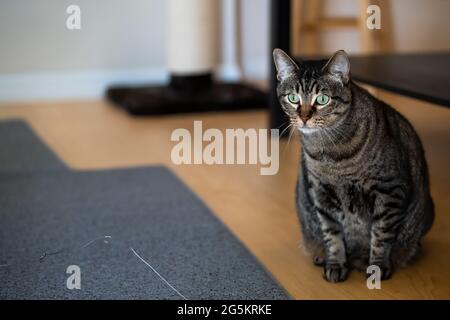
[0,90,449,299]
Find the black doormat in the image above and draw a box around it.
[106,83,267,116]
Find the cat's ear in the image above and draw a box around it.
[273,48,299,81]
[323,50,350,84]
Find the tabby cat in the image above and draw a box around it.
[273,49,434,282]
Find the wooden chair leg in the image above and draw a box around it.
[377,0,393,52]
[304,0,322,55]
[359,0,376,53]
[359,0,393,53]
[291,0,393,55]
[291,0,304,56]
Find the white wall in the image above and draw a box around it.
[0,0,169,101]
[0,0,166,73]
[0,0,449,101]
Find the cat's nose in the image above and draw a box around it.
[299,113,312,123]
[299,106,314,123]
[300,115,311,123]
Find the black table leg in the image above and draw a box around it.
[269,0,291,135]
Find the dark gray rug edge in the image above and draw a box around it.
[0,119,68,171]
[0,166,291,300]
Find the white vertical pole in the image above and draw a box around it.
[219,0,242,81]
[168,0,219,75]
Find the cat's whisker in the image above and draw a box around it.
[279,122,293,138]
[318,130,326,155]
[328,127,345,145]
[325,125,348,145]
[275,119,289,130]
[322,129,338,149]
[330,126,348,141]
[286,123,296,147]
[281,123,295,156]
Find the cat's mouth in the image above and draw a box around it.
[295,118,322,133]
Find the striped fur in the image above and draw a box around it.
[273,49,434,282]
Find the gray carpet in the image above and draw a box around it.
[0,120,67,171]
[0,121,289,300]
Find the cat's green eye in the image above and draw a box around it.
[288,93,300,104]
[316,94,330,105]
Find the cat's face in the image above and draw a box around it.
[273,49,352,133]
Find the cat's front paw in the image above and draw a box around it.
[369,260,393,280]
[313,255,325,266]
[323,262,348,283]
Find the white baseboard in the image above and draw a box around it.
[0,61,268,103]
[0,67,169,102]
